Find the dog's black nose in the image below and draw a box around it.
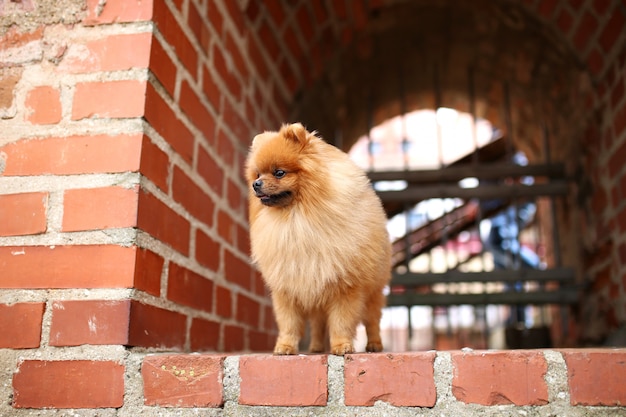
[253,179,263,191]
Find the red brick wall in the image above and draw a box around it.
[1,0,626,413]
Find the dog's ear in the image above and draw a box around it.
[281,123,310,147]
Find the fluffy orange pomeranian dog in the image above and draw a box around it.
[246,123,391,355]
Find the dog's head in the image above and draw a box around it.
[245,123,313,208]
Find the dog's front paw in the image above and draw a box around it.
[274,343,298,355]
[330,342,354,356]
[365,341,383,352]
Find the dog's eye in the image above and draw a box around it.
[274,169,286,178]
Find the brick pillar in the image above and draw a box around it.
[0,1,276,395]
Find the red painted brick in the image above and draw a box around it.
[224,31,248,81]
[197,146,223,194]
[190,317,220,351]
[167,262,213,312]
[0,245,136,289]
[216,128,236,166]
[140,135,169,191]
[72,79,146,120]
[345,352,436,407]
[62,186,138,232]
[224,249,252,290]
[134,247,164,296]
[215,285,232,318]
[451,350,548,406]
[236,293,260,327]
[128,301,186,349]
[196,228,220,271]
[142,354,224,407]
[227,177,244,212]
[172,165,215,227]
[179,79,216,139]
[49,300,130,346]
[223,324,245,352]
[25,86,61,124]
[84,0,153,25]
[0,302,44,348]
[0,133,142,175]
[137,190,190,255]
[239,355,328,406]
[563,349,626,406]
[145,82,194,163]
[217,210,236,245]
[13,360,124,408]
[149,36,177,97]
[0,192,47,237]
[58,32,151,73]
[247,35,269,79]
[206,1,224,35]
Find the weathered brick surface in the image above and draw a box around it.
[49,300,131,346]
[62,186,139,232]
[451,350,549,406]
[563,349,626,406]
[0,192,47,237]
[239,355,328,406]
[13,360,125,408]
[345,352,437,407]
[142,354,225,407]
[0,302,45,348]
[0,245,136,289]
[128,301,186,349]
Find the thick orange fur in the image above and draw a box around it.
[246,123,391,355]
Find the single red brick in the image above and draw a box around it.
[167,262,213,312]
[224,249,252,290]
[248,329,274,352]
[49,299,130,346]
[149,35,177,97]
[58,32,151,73]
[72,79,146,120]
[223,324,244,352]
[134,247,164,296]
[137,190,190,255]
[179,79,216,140]
[345,352,436,407]
[0,302,44,348]
[144,82,194,163]
[217,210,236,245]
[189,318,220,351]
[128,301,186,349]
[0,133,142,175]
[139,135,169,191]
[451,350,548,406]
[25,86,61,124]
[84,0,153,25]
[172,165,215,227]
[62,186,138,232]
[216,128,235,166]
[563,349,626,406]
[142,354,224,407]
[0,245,136,289]
[0,192,47,237]
[236,293,260,327]
[13,360,124,408]
[197,146,223,194]
[215,285,232,318]
[240,355,328,406]
[195,228,220,271]
[226,178,244,213]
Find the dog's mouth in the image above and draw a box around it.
[256,191,292,206]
